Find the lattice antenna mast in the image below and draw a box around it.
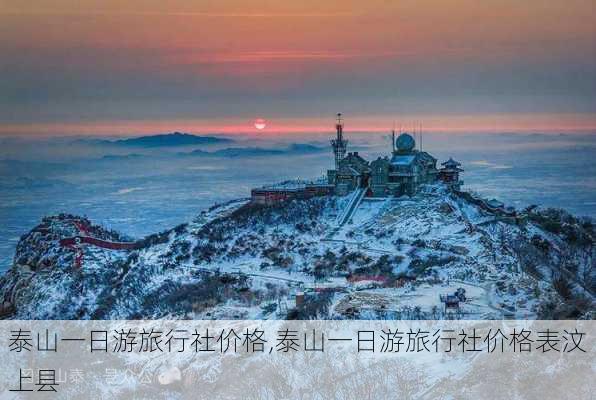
[331,112,348,170]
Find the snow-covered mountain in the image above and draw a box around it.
[0,185,593,320]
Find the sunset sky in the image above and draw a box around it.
[1,0,595,135]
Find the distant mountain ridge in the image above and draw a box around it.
[186,147,284,157]
[181,143,326,158]
[88,132,233,147]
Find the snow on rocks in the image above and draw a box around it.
[0,186,593,320]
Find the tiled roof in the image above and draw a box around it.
[390,155,416,166]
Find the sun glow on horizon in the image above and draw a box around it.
[254,118,267,130]
[1,112,595,138]
[0,1,594,137]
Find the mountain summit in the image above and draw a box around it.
[0,185,593,320]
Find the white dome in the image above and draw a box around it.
[395,133,415,152]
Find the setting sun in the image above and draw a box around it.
[254,118,267,130]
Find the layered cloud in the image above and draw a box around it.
[1,0,595,135]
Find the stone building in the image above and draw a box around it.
[251,115,464,205]
[331,151,371,195]
[251,180,333,205]
[327,116,462,197]
[369,132,439,196]
[438,158,464,190]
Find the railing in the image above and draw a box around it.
[337,188,366,226]
[60,236,142,250]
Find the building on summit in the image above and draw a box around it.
[438,158,464,190]
[251,114,463,204]
[327,114,463,197]
[250,180,333,205]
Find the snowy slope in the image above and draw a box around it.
[0,185,593,320]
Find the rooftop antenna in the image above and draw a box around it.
[392,121,396,152]
[419,122,423,151]
[418,121,421,151]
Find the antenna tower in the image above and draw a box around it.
[331,113,348,170]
